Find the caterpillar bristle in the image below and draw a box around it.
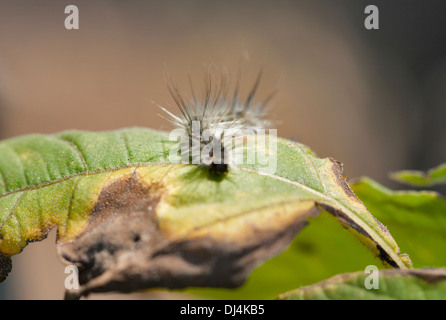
[159,66,273,177]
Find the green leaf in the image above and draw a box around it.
[390,163,446,187]
[0,127,411,297]
[277,268,446,300]
[351,177,446,268]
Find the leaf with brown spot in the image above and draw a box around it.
[0,127,412,298]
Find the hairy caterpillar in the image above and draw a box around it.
[159,67,274,178]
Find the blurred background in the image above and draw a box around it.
[0,0,445,299]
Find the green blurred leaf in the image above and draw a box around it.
[277,268,446,300]
[390,163,446,187]
[351,177,446,268]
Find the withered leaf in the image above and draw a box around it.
[0,128,412,298]
[60,167,320,298]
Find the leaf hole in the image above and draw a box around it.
[132,233,141,243]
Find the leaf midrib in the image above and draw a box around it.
[0,162,172,199]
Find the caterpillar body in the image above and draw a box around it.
[159,68,273,178]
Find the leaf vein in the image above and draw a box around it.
[55,136,89,172]
[0,191,25,235]
[4,144,29,187]
[120,131,131,165]
[295,143,327,194]
[0,167,7,193]
[65,176,82,231]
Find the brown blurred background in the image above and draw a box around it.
[0,0,445,299]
